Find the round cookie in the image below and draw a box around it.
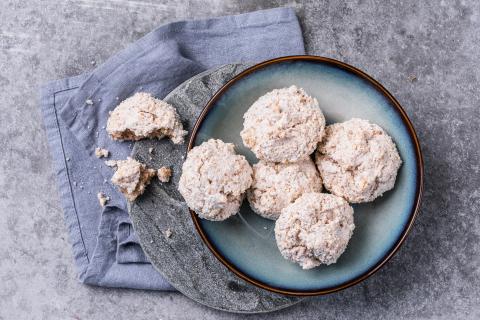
[275,192,354,269]
[178,139,253,221]
[240,86,325,163]
[247,158,322,220]
[315,118,402,203]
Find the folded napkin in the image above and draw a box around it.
[40,7,305,291]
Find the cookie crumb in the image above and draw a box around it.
[148,147,154,154]
[164,228,172,238]
[408,74,417,82]
[97,192,110,207]
[157,166,172,183]
[85,99,94,106]
[104,160,118,168]
[66,157,70,161]
[95,147,109,158]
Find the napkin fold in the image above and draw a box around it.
[40,7,305,291]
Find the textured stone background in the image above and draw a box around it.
[1,0,479,319]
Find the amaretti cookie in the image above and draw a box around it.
[240,86,325,163]
[315,118,402,203]
[106,92,187,144]
[247,158,322,220]
[275,192,354,269]
[178,139,253,221]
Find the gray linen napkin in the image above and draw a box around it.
[40,7,305,291]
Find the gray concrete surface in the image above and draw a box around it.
[0,0,479,319]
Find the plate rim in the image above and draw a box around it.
[187,55,424,296]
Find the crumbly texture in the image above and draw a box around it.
[97,192,110,207]
[95,147,109,158]
[106,92,187,144]
[240,86,325,163]
[315,118,402,203]
[178,139,253,221]
[247,158,322,220]
[275,192,355,269]
[157,166,172,183]
[110,157,156,202]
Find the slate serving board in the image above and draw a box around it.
[129,64,302,313]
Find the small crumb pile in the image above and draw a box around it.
[95,147,109,158]
[110,157,156,201]
[106,92,187,144]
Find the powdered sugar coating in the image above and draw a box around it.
[106,92,187,144]
[240,86,325,163]
[178,139,253,221]
[315,118,402,203]
[247,158,322,220]
[275,192,354,269]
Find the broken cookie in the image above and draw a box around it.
[110,157,156,202]
[106,92,187,144]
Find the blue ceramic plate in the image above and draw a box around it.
[188,56,423,296]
